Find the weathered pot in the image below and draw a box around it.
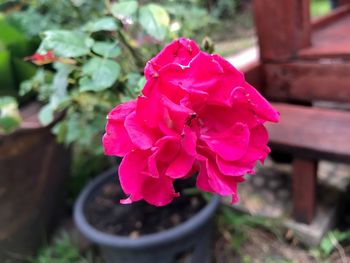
[74,168,220,263]
[0,103,70,262]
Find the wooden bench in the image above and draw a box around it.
[267,103,350,223]
[249,0,350,224]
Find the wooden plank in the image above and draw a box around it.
[292,159,317,224]
[264,62,350,103]
[300,12,350,59]
[338,0,350,6]
[266,103,350,163]
[253,0,311,61]
[312,4,350,30]
[298,44,350,59]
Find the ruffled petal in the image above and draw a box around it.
[125,112,155,150]
[197,152,243,202]
[142,175,179,206]
[244,125,270,163]
[166,153,195,179]
[165,127,197,178]
[118,150,151,203]
[201,123,250,161]
[155,136,181,163]
[196,158,215,193]
[206,54,245,106]
[136,94,163,128]
[144,38,200,79]
[216,155,254,176]
[242,82,280,123]
[102,120,135,156]
[107,99,137,121]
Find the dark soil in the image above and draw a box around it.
[85,178,206,238]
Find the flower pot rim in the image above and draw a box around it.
[0,102,63,138]
[74,167,220,249]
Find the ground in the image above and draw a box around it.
[36,157,350,263]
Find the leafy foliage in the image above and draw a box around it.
[18,0,214,155]
[218,206,283,253]
[111,0,138,20]
[38,30,93,58]
[5,0,105,38]
[33,233,93,263]
[139,4,170,41]
[310,229,350,260]
[0,96,21,134]
[0,15,37,99]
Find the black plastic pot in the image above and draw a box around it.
[74,168,220,263]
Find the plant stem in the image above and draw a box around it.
[117,30,145,71]
[104,0,111,14]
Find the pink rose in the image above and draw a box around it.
[103,38,279,206]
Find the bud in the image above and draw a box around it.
[201,37,215,54]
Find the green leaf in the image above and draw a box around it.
[111,1,138,20]
[37,63,73,127]
[19,69,50,96]
[65,113,81,145]
[125,73,145,97]
[0,16,29,57]
[139,4,170,41]
[83,17,118,32]
[92,41,121,58]
[39,30,93,57]
[49,63,74,108]
[319,230,350,256]
[81,57,120,91]
[78,76,96,92]
[0,96,21,134]
[0,50,16,97]
[52,121,67,144]
[38,104,54,126]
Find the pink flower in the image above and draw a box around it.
[103,38,279,206]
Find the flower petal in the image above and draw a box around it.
[144,38,200,79]
[125,112,155,149]
[196,158,214,193]
[136,94,163,128]
[102,120,135,156]
[201,123,250,161]
[197,152,243,200]
[216,155,255,176]
[142,175,179,206]
[243,82,280,123]
[165,127,196,178]
[107,99,137,121]
[118,150,151,202]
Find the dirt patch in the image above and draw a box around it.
[214,226,314,263]
[85,179,206,238]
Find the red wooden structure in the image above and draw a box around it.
[249,0,350,224]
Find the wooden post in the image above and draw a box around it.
[253,0,311,62]
[292,158,318,224]
[338,0,350,6]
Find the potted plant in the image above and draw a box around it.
[74,38,279,263]
[0,1,215,261]
[74,168,220,263]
